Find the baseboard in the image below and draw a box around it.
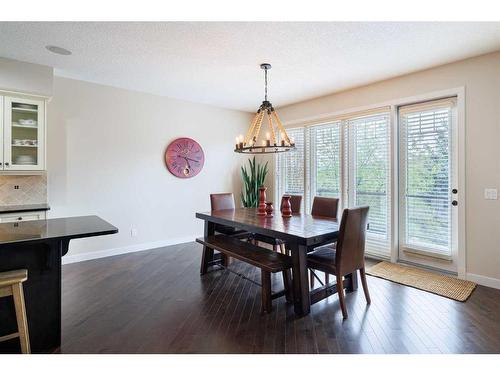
[62,235,199,265]
[466,273,500,290]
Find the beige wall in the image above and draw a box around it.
[276,51,500,283]
[48,77,251,258]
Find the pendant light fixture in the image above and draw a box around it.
[235,64,295,154]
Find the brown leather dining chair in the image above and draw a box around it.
[280,194,303,214]
[210,193,247,236]
[209,193,249,266]
[307,206,371,319]
[310,196,339,288]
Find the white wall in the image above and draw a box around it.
[276,51,500,286]
[48,77,251,260]
[0,57,53,97]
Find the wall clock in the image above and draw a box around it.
[165,137,205,178]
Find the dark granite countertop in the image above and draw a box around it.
[0,215,118,246]
[0,203,50,214]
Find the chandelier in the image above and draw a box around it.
[234,64,295,154]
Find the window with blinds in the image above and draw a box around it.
[275,111,391,258]
[276,127,305,202]
[399,99,455,257]
[310,122,341,201]
[347,113,391,257]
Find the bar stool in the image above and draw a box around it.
[0,269,30,354]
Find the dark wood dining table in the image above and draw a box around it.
[196,207,358,316]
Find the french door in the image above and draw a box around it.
[398,98,458,273]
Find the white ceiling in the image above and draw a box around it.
[1,22,500,112]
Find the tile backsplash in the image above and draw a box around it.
[0,175,47,205]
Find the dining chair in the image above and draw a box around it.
[210,193,247,235]
[280,194,303,214]
[209,193,249,267]
[310,196,339,288]
[306,206,371,319]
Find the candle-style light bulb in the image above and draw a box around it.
[262,140,266,146]
[266,132,270,141]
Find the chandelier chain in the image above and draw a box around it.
[264,67,268,101]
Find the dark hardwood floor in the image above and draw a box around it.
[61,242,500,353]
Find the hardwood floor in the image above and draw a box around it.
[61,242,500,353]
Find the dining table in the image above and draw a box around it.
[195,207,358,316]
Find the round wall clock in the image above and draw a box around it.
[165,137,205,178]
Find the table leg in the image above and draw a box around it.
[200,221,215,275]
[346,270,358,292]
[290,243,310,316]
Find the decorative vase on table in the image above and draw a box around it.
[265,202,274,217]
[257,186,267,216]
[281,195,292,218]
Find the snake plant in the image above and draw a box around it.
[240,156,269,208]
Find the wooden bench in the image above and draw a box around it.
[196,235,293,313]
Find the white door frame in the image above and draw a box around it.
[390,87,466,279]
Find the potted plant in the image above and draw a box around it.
[240,156,269,208]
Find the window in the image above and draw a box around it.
[276,110,391,258]
[276,127,305,209]
[310,122,341,202]
[347,113,391,256]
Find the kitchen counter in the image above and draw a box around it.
[0,215,118,353]
[0,203,50,214]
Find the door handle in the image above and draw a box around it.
[452,200,458,206]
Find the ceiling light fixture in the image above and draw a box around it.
[45,45,72,56]
[234,64,295,154]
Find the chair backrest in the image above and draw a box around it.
[311,196,339,219]
[210,193,236,211]
[335,206,370,275]
[280,195,303,213]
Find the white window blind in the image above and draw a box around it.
[399,99,455,256]
[310,122,341,202]
[277,127,305,205]
[347,113,391,257]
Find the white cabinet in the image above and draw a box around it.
[1,95,46,171]
[0,210,47,223]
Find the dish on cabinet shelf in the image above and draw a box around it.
[18,119,37,126]
[14,155,36,165]
[12,139,38,146]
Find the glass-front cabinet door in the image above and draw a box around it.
[3,96,45,171]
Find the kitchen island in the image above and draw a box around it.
[0,215,118,353]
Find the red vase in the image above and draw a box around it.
[257,186,267,216]
[265,202,274,217]
[281,195,292,218]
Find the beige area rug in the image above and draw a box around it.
[367,261,476,302]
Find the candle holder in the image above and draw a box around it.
[257,186,267,216]
[265,202,274,217]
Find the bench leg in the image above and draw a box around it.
[261,271,272,313]
[282,269,293,303]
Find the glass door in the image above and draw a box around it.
[398,98,458,273]
[4,97,45,171]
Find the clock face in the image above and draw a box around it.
[165,138,205,178]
